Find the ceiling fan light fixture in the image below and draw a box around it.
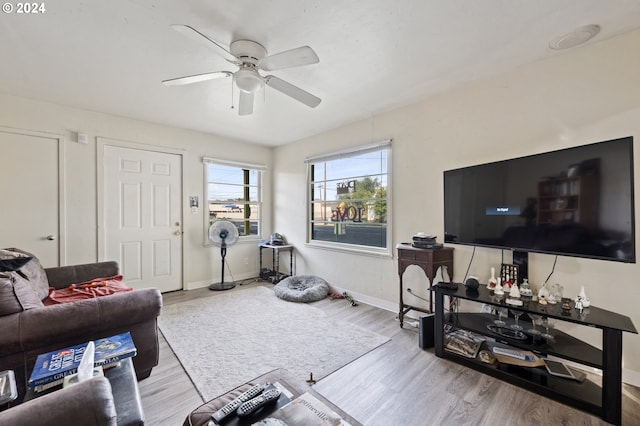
[234,68,264,93]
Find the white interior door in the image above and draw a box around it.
[0,130,62,267]
[103,145,182,292]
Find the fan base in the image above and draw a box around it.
[208,282,236,291]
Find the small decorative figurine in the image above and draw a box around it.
[488,267,498,290]
[506,282,523,306]
[519,278,533,298]
[509,282,521,299]
[494,277,504,296]
[502,274,512,293]
[576,286,591,308]
[547,283,563,304]
[538,282,550,300]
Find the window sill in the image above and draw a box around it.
[204,236,263,247]
[305,241,392,258]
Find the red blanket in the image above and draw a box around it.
[44,275,133,305]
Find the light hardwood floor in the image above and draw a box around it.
[139,281,640,425]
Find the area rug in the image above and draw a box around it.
[158,286,390,401]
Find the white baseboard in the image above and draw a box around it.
[326,283,397,313]
[623,367,640,388]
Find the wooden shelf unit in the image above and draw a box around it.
[537,174,599,226]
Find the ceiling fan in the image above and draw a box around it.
[162,25,321,115]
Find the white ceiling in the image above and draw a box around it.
[2,0,640,146]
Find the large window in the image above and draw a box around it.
[204,158,263,243]
[307,141,391,253]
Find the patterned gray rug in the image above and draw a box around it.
[158,285,390,401]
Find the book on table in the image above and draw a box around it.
[28,331,137,390]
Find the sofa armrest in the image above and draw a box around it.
[0,377,117,426]
[18,288,161,351]
[45,261,120,289]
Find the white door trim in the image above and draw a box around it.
[96,137,185,287]
[0,126,66,265]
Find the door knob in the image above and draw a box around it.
[174,230,183,236]
[46,235,56,241]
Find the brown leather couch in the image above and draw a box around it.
[0,249,162,401]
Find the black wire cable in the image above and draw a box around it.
[544,255,558,284]
[450,246,476,314]
[462,246,476,283]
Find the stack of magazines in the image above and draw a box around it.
[254,391,349,426]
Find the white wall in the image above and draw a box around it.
[0,93,273,289]
[273,29,640,382]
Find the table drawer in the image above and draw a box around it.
[398,249,431,262]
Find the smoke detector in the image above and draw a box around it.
[549,24,601,50]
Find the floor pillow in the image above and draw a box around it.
[274,275,329,303]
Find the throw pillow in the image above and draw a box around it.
[0,272,45,316]
[44,275,133,305]
[4,248,50,301]
[0,249,33,272]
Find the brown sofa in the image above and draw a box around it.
[0,248,162,400]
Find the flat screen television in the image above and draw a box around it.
[443,136,635,269]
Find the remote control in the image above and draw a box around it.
[435,281,458,290]
[492,346,534,362]
[211,383,267,423]
[236,388,282,417]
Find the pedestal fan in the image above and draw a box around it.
[208,220,239,291]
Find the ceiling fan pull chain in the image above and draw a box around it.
[231,83,235,110]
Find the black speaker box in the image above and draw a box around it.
[419,314,435,349]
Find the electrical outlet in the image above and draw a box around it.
[244,257,249,265]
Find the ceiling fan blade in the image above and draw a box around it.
[171,24,238,63]
[162,71,232,86]
[264,76,321,108]
[259,46,319,71]
[238,90,254,116]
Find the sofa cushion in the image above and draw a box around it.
[0,249,33,272]
[44,275,132,305]
[0,272,44,316]
[5,248,50,301]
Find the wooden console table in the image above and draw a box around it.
[396,243,453,327]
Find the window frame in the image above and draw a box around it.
[305,140,392,257]
[203,157,265,246]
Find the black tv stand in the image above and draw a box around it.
[431,284,637,425]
